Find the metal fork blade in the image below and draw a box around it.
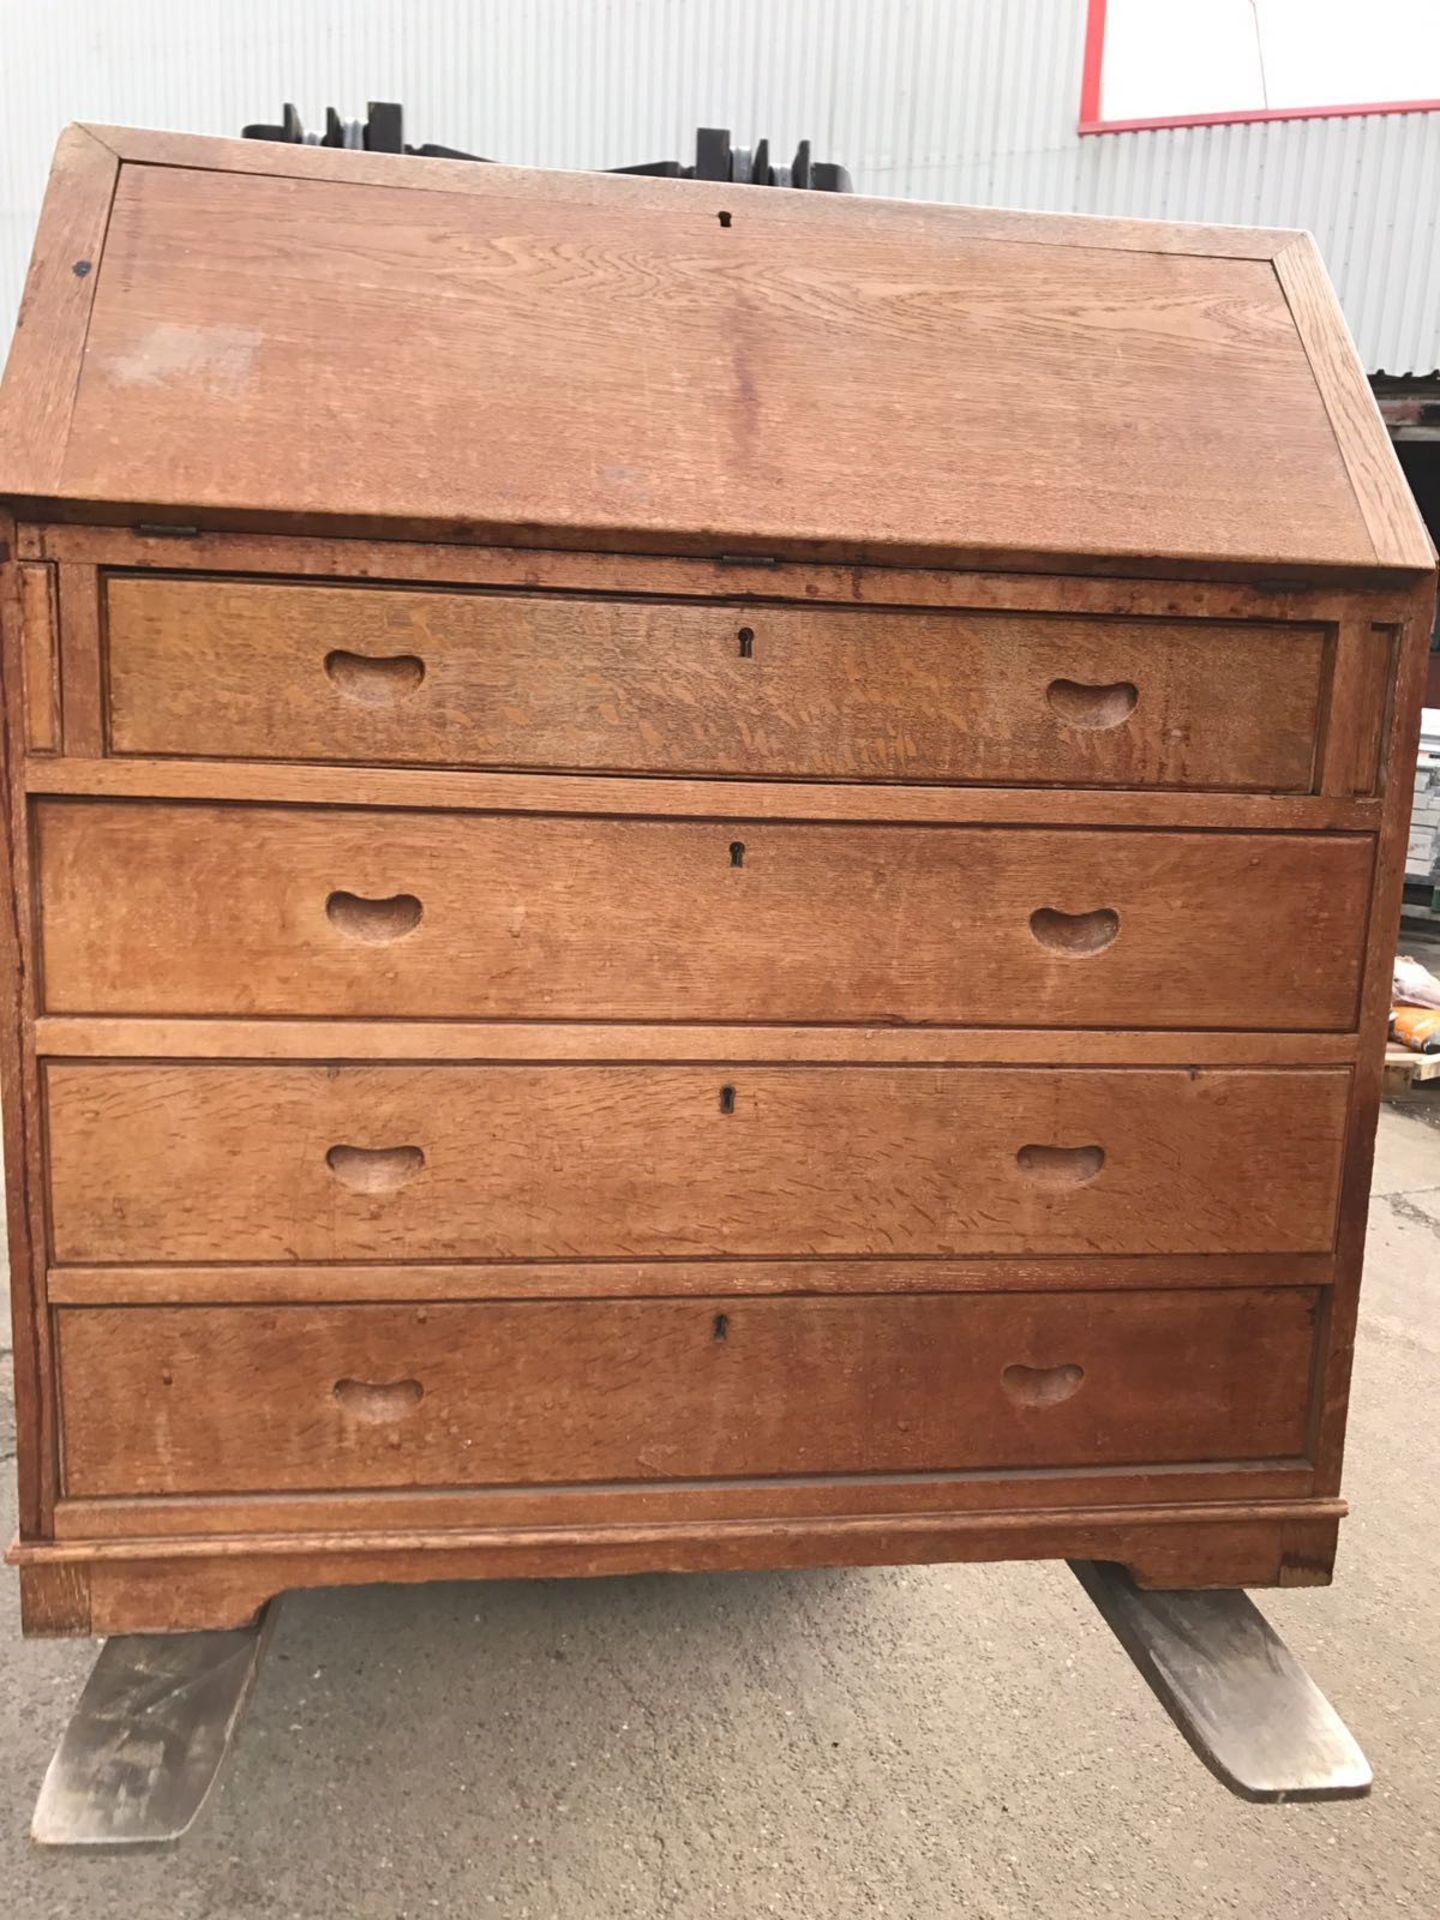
[1070,1561,1370,1803]
[32,1604,278,1847]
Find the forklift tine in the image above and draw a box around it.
[1070,1562,1370,1803]
[32,1604,280,1848]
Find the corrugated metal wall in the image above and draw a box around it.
[2,0,1438,373]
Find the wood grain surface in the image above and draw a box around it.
[0,513,59,1537]
[17,561,58,751]
[1273,235,1437,573]
[56,561,102,755]
[43,1250,1332,1306]
[26,752,1383,831]
[31,1016,1362,1066]
[0,126,117,499]
[1,130,1432,1610]
[50,1460,1321,1541]
[18,1501,1348,1635]
[104,576,1331,791]
[40,158,1390,571]
[82,125,1306,258]
[34,522,1410,616]
[36,801,1373,1029]
[55,1289,1320,1495]
[1309,578,1439,1499]
[44,1063,1350,1263]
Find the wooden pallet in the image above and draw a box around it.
[1383,1044,1440,1096]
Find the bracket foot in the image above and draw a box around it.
[32,1603,278,1846]
[1070,1561,1370,1802]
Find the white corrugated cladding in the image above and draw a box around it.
[0,0,1437,372]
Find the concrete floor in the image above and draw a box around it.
[0,1103,1437,1918]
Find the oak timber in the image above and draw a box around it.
[105,577,1330,790]
[30,1017,1363,1066]
[36,802,1373,1029]
[44,1063,1349,1264]
[56,1291,1319,1496]
[0,127,1429,579]
[45,1252,1334,1306]
[50,1465,1322,1542]
[23,754,1387,830]
[0,128,1434,1629]
[18,1503,1349,1638]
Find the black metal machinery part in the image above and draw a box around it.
[241,103,852,191]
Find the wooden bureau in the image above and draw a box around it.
[0,125,1434,1636]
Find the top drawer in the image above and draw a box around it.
[104,576,1328,791]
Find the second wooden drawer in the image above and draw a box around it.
[37,801,1372,1028]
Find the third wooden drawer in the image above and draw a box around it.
[45,1063,1348,1263]
[37,800,1371,1028]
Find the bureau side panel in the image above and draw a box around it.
[1312,584,1440,1497]
[0,518,54,1537]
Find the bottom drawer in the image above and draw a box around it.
[57,1290,1319,1496]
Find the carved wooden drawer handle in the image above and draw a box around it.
[1030,906,1119,955]
[325,1144,426,1193]
[1016,1144,1105,1187]
[1046,679,1137,729]
[334,1377,424,1421]
[326,890,423,943]
[324,648,426,705]
[1002,1363,1085,1406]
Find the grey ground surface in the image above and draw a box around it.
[0,1103,1437,1918]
